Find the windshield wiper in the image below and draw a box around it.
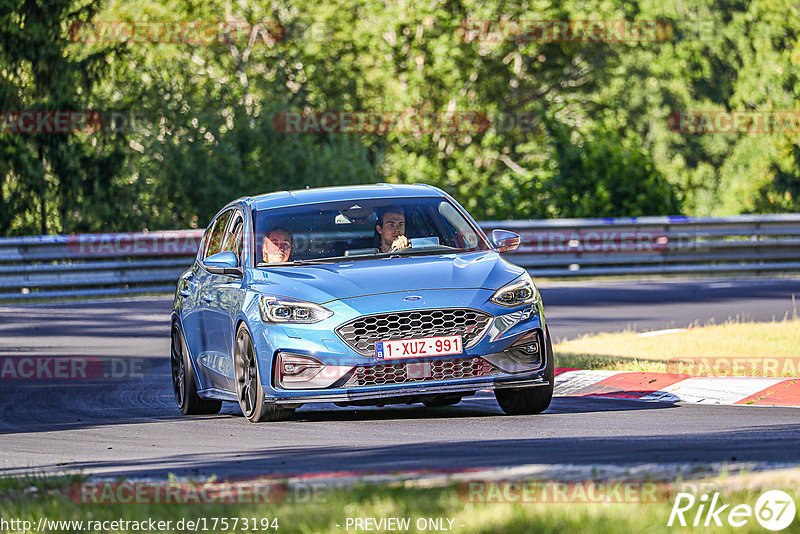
[256,260,321,268]
[256,247,460,268]
[256,255,378,268]
[382,246,456,257]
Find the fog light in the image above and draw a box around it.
[277,353,323,384]
[274,352,353,390]
[524,341,539,355]
[506,331,544,364]
[283,362,309,375]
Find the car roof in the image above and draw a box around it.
[247,183,444,211]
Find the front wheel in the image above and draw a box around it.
[495,327,555,415]
[234,324,294,423]
[171,323,222,415]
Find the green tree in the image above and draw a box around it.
[0,0,126,235]
[545,119,680,217]
[6,0,800,236]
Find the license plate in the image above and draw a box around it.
[375,335,463,360]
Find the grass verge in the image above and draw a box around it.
[555,317,800,377]
[1,474,799,533]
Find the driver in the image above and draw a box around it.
[262,227,292,263]
[376,206,410,253]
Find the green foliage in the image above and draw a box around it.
[0,0,128,235]
[2,0,800,235]
[752,139,800,212]
[545,120,681,217]
[2,473,800,534]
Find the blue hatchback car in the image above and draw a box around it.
[171,184,553,422]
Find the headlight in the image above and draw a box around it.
[259,296,333,323]
[490,272,539,308]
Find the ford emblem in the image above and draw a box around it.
[403,295,422,302]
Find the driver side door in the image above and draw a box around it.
[198,209,246,393]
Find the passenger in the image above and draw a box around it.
[262,227,292,263]
[376,205,410,253]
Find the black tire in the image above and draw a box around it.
[234,324,294,423]
[171,322,222,415]
[495,327,555,415]
[423,395,462,408]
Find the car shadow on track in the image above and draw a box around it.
[5,423,799,480]
[0,386,674,435]
[289,395,677,423]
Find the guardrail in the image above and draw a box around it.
[481,214,800,277]
[1,214,799,301]
[0,230,203,301]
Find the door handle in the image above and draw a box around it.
[202,294,215,303]
[179,289,190,298]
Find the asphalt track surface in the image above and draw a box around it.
[1,278,799,479]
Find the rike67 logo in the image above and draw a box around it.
[668,490,796,531]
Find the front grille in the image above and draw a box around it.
[335,308,493,356]
[344,357,497,387]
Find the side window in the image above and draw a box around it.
[199,224,214,259]
[203,210,233,259]
[222,213,244,264]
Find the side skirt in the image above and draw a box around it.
[197,387,238,402]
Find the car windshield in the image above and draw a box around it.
[253,196,489,266]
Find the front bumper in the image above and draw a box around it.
[250,288,550,404]
[266,374,550,405]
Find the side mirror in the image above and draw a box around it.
[204,251,242,276]
[491,229,521,253]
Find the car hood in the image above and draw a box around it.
[249,251,524,303]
